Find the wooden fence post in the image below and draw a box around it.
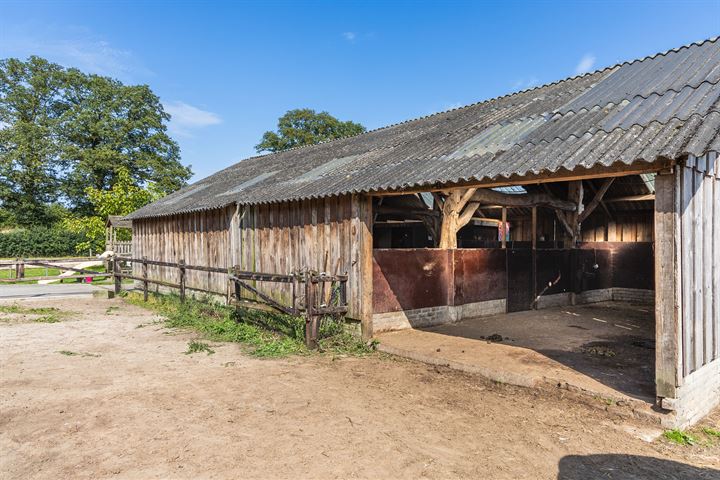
[179,259,186,302]
[113,256,121,295]
[305,273,317,349]
[15,258,25,280]
[142,256,148,301]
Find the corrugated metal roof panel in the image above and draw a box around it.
[128,37,720,219]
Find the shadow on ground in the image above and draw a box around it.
[425,302,656,402]
[558,454,720,479]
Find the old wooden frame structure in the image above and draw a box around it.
[112,256,348,348]
[126,38,720,427]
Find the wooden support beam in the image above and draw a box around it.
[604,194,656,203]
[655,170,681,399]
[566,180,584,246]
[372,159,674,197]
[468,188,577,211]
[531,206,537,250]
[501,207,507,249]
[542,185,574,239]
[585,179,614,220]
[438,188,478,249]
[579,178,615,222]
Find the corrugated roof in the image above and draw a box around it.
[129,36,720,219]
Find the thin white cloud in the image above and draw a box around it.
[164,101,222,137]
[574,53,596,75]
[342,32,357,42]
[0,24,150,80]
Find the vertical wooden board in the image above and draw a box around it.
[693,169,704,370]
[703,173,714,364]
[681,166,695,376]
[654,172,680,398]
[303,200,312,272]
[714,174,720,361]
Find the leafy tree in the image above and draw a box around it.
[0,56,67,226]
[0,56,192,225]
[255,108,366,153]
[59,71,190,214]
[63,167,161,253]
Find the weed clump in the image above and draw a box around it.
[663,429,698,446]
[126,292,371,358]
[185,341,215,355]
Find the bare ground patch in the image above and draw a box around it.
[0,296,718,479]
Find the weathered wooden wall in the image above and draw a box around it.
[133,206,234,294]
[232,194,373,326]
[679,153,720,376]
[132,194,374,329]
[510,211,653,243]
[655,152,720,425]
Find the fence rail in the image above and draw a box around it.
[0,258,110,283]
[112,256,348,349]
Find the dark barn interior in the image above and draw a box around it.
[371,174,658,402]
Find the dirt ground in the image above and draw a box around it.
[1,296,719,479]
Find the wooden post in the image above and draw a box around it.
[501,207,507,249]
[532,206,537,306]
[305,272,317,349]
[179,259,186,303]
[15,258,24,280]
[142,256,148,302]
[655,169,681,400]
[438,188,478,249]
[567,180,584,246]
[113,256,121,295]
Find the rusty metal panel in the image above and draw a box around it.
[453,249,507,304]
[372,249,452,313]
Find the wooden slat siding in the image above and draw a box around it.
[681,162,695,376]
[655,170,681,398]
[693,165,704,371]
[676,153,720,379]
[714,152,720,361]
[703,169,714,365]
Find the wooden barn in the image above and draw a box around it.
[127,37,720,427]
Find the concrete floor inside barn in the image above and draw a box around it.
[376,301,658,411]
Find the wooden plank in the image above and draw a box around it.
[693,168,704,370]
[655,171,680,398]
[703,171,714,365]
[681,165,695,376]
[714,170,720,361]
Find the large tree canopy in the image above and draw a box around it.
[255,108,366,153]
[0,56,192,226]
[0,57,66,226]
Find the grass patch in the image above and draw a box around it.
[125,292,371,358]
[663,429,698,446]
[702,427,720,439]
[185,340,215,355]
[0,304,60,315]
[0,304,68,324]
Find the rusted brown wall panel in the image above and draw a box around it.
[372,249,453,313]
[453,249,507,304]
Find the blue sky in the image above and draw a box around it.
[1,0,719,181]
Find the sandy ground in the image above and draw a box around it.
[1,296,719,480]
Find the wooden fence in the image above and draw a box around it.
[0,258,110,283]
[112,256,348,349]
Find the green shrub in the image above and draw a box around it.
[0,226,87,257]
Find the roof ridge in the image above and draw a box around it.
[235,35,718,164]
